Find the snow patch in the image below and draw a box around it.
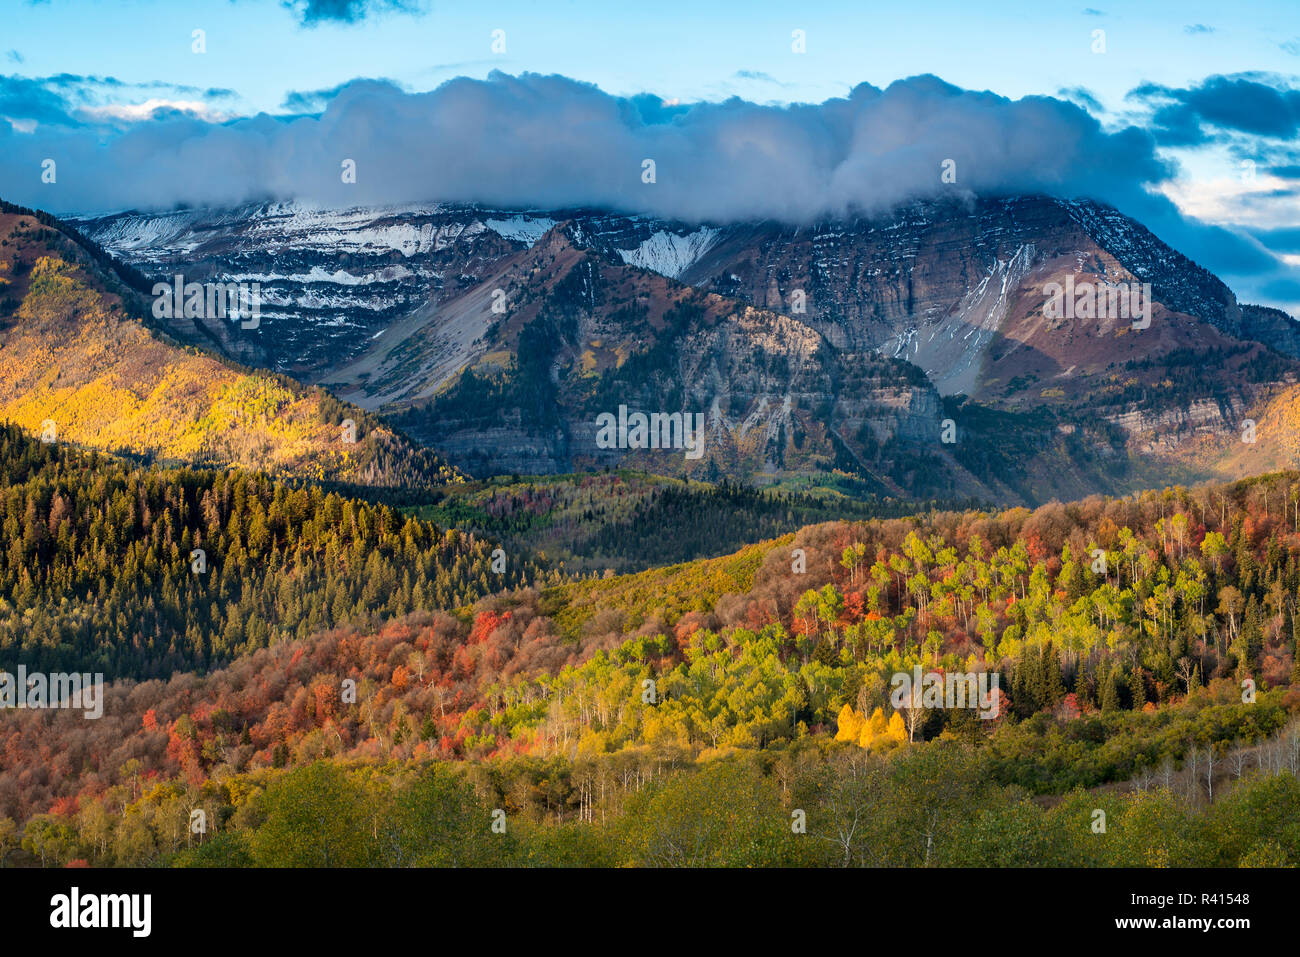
[617,228,719,279]
[484,216,557,245]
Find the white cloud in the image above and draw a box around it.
[79,99,232,123]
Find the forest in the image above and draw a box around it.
[411,471,973,574]
[9,728,1299,868]
[0,423,553,678]
[3,427,1300,865]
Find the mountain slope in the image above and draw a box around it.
[71,197,1300,501]
[0,205,460,490]
[346,222,1015,497]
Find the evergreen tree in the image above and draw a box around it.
[1127,665,1147,710]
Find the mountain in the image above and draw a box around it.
[0,200,460,492]
[71,196,1300,501]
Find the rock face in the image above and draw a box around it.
[73,203,525,378]
[76,194,1297,382]
[667,196,1262,387]
[71,195,1300,500]
[372,226,975,494]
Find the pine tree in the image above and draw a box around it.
[1100,661,1120,712]
[1042,642,1065,707]
[1128,665,1147,710]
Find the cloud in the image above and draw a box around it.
[1259,277,1300,300]
[0,70,1292,304]
[0,74,83,126]
[0,71,1178,222]
[282,0,423,27]
[0,73,244,132]
[1057,86,1104,113]
[1184,24,1215,35]
[732,71,793,88]
[282,78,403,113]
[1249,226,1300,254]
[81,99,233,123]
[1131,74,1300,146]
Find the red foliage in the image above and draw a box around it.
[50,795,78,817]
[844,591,865,622]
[1058,692,1081,720]
[469,610,510,645]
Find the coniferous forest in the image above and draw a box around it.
[0,424,550,678]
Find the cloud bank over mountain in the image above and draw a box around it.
[1,71,1169,218]
[0,70,1293,308]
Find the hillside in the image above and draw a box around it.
[409,470,976,575]
[0,204,460,491]
[0,423,551,679]
[5,459,1300,854]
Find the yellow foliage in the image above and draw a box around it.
[858,706,888,748]
[885,711,907,745]
[834,703,863,743]
[839,704,900,750]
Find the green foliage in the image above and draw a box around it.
[620,758,807,867]
[52,747,1300,869]
[250,763,371,867]
[413,472,929,575]
[0,421,549,677]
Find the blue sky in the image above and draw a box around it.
[2,0,1299,312]
[5,0,1297,112]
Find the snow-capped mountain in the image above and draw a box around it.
[75,195,1296,387]
[68,195,1300,498]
